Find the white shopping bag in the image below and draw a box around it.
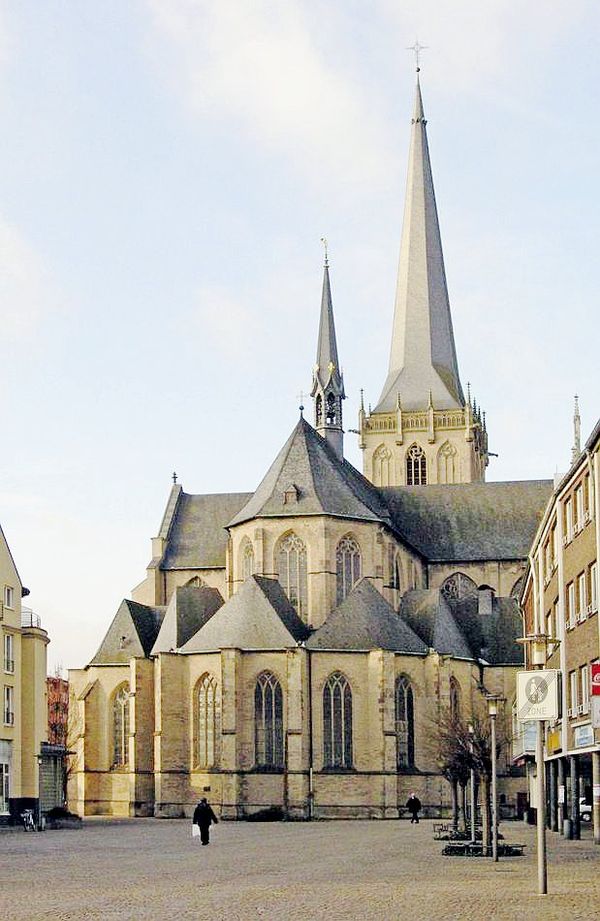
[192,824,200,838]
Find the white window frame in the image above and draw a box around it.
[569,670,578,712]
[575,485,584,528]
[3,635,14,674]
[0,760,10,814]
[591,562,598,612]
[3,586,14,610]
[3,686,14,726]
[567,582,575,628]
[581,665,590,714]
[578,573,587,621]
[565,498,573,540]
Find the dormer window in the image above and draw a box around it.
[283,484,299,505]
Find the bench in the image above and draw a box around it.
[498,843,526,857]
[433,822,449,840]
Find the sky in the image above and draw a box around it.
[1,1,599,673]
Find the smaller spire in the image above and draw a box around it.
[572,395,581,464]
[320,236,329,267]
[360,388,365,412]
[172,471,178,484]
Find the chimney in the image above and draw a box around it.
[478,585,494,617]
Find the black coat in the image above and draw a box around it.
[193,803,218,828]
[405,796,421,814]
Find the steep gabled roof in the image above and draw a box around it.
[381,480,552,562]
[399,590,474,659]
[307,578,427,653]
[89,599,165,665]
[228,417,391,528]
[180,575,310,652]
[449,594,523,665]
[151,585,224,654]
[160,492,251,570]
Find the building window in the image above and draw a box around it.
[449,677,461,721]
[336,536,362,604]
[186,576,205,588]
[3,587,14,610]
[575,486,584,528]
[241,540,255,581]
[578,573,587,620]
[0,758,9,814]
[3,686,14,726]
[395,676,415,770]
[565,499,573,540]
[437,441,457,484]
[112,685,130,767]
[326,392,337,425]
[254,672,283,769]
[569,670,578,713]
[196,674,218,768]
[315,394,323,427]
[323,672,353,769]
[373,444,393,487]
[567,582,575,628]
[590,562,598,612]
[276,533,307,617]
[440,572,477,601]
[551,526,558,564]
[3,635,14,674]
[581,665,590,714]
[545,609,553,638]
[406,444,427,486]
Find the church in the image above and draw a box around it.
[68,77,552,820]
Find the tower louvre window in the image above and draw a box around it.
[254,671,283,769]
[326,392,337,424]
[406,444,427,485]
[315,394,323,427]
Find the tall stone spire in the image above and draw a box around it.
[311,244,345,458]
[375,76,464,412]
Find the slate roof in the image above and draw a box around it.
[381,480,552,562]
[180,575,310,652]
[90,599,165,665]
[449,594,523,665]
[228,417,391,528]
[307,579,427,653]
[160,492,251,570]
[151,585,224,654]
[399,590,474,659]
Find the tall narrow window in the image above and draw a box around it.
[112,685,130,767]
[578,572,586,619]
[395,676,415,770]
[437,441,457,484]
[406,444,427,486]
[569,670,578,711]
[326,392,337,424]
[336,536,362,604]
[276,533,307,616]
[449,677,461,721]
[3,687,14,726]
[315,394,323,427]
[254,672,283,768]
[565,499,573,538]
[323,672,353,769]
[567,582,575,627]
[197,674,218,768]
[590,562,598,611]
[241,540,255,581]
[373,444,392,487]
[581,665,590,713]
[4,635,14,674]
[575,486,584,527]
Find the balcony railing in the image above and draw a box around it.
[20,607,41,628]
[4,659,14,674]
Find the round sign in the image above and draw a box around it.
[525,676,548,704]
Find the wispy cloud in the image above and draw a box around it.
[0,216,58,341]
[142,0,391,188]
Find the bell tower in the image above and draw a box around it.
[311,244,345,459]
[359,76,488,486]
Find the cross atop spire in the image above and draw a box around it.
[406,39,428,72]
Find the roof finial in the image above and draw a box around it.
[172,471,178,484]
[572,394,581,464]
[360,388,365,412]
[320,236,329,267]
[297,390,306,417]
[406,39,428,73]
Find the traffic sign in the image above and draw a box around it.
[591,663,600,696]
[516,670,560,721]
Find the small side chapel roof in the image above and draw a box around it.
[399,590,475,660]
[89,599,166,666]
[180,575,310,652]
[449,594,523,666]
[160,491,251,570]
[151,585,224,654]
[307,578,427,653]
[228,417,391,528]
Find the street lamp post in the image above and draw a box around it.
[468,722,476,842]
[487,696,504,863]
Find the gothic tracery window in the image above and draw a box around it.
[437,441,458,484]
[373,444,393,487]
[254,672,283,769]
[186,576,205,588]
[336,535,362,604]
[449,676,461,722]
[241,540,255,581]
[395,675,415,770]
[196,673,218,768]
[276,532,307,616]
[510,576,524,599]
[323,672,353,769]
[112,685,130,768]
[440,572,477,601]
[406,444,427,485]
[326,392,337,424]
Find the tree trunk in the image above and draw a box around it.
[450,779,459,830]
[481,776,492,856]
[458,781,467,831]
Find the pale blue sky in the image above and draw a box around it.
[1,1,599,671]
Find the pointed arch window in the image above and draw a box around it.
[254,672,284,769]
[112,685,130,768]
[323,672,353,769]
[276,533,307,617]
[437,441,457,484]
[395,676,415,770]
[373,444,392,487]
[196,674,218,768]
[241,540,255,581]
[449,676,461,722]
[440,572,477,601]
[315,394,323,427]
[406,444,427,485]
[326,392,337,424]
[510,575,524,599]
[186,575,205,588]
[336,536,362,604]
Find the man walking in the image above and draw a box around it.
[193,797,219,845]
[405,793,422,824]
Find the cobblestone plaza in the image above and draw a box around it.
[1,819,598,921]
